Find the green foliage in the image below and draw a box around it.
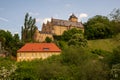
[0,30,23,57]
[68,34,87,47]
[88,39,118,52]
[53,35,62,41]
[45,37,52,43]
[110,63,120,80]
[61,47,109,80]
[21,13,37,42]
[0,57,16,79]
[110,20,120,35]
[35,62,70,80]
[109,9,120,35]
[1,46,108,80]
[109,46,120,66]
[91,49,110,57]
[85,15,113,39]
[56,40,68,49]
[61,47,89,65]
[0,30,13,49]
[62,28,82,41]
[113,33,120,45]
[11,60,40,79]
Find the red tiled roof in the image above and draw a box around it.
[17,43,61,52]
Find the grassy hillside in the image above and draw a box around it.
[88,39,119,52]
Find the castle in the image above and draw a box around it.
[34,14,84,42]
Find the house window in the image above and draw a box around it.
[32,53,34,57]
[43,48,49,51]
[18,53,21,57]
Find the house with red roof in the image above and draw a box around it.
[17,43,61,62]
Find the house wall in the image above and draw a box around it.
[17,52,60,62]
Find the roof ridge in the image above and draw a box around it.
[17,43,61,52]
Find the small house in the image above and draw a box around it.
[17,43,61,62]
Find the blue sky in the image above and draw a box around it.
[0,0,120,36]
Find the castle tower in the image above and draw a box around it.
[69,14,78,22]
[33,28,40,42]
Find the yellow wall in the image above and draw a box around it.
[69,18,78,22]
[34,23,84,42]
[34,30,53,42]
[53,25,84,35]
[17,52,61,62]
[53,26,67,35]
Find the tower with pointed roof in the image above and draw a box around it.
[69,14,78,22]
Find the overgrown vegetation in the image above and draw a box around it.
[0,8,120,79]
[0,30,24,57]
[0,45,120,80]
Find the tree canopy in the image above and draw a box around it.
[21,13,37,42]
[85,15,113,39]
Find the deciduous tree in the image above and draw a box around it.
[21,13,37,42]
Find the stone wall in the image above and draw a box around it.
[34,29,53,42]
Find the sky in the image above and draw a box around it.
[0,0,120,36]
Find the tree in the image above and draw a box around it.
[109,8,120,35]
[109,8,120,22]
[62,28,83,41]
[68,34,87,47]
[13,34,19,42]
[85,15,113,39]
[21,13,37,42]
[45,37,52,43]
[0,30,23,57]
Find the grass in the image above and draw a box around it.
[87,38,119,52]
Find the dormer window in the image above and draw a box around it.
[43,48,49,51]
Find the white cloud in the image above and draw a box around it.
[0,17,8,22]
[29,12,40,16]
[36,18,42,23]
[35,18,51,31]
[79,13,88,18]
[35,18,51,30]
[14,32,19,34]
[36,18,51,23]
[43,18,51,24]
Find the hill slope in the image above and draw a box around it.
[88,39,119,52]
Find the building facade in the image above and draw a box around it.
[17,43,61,62]
[34,14,84,42]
